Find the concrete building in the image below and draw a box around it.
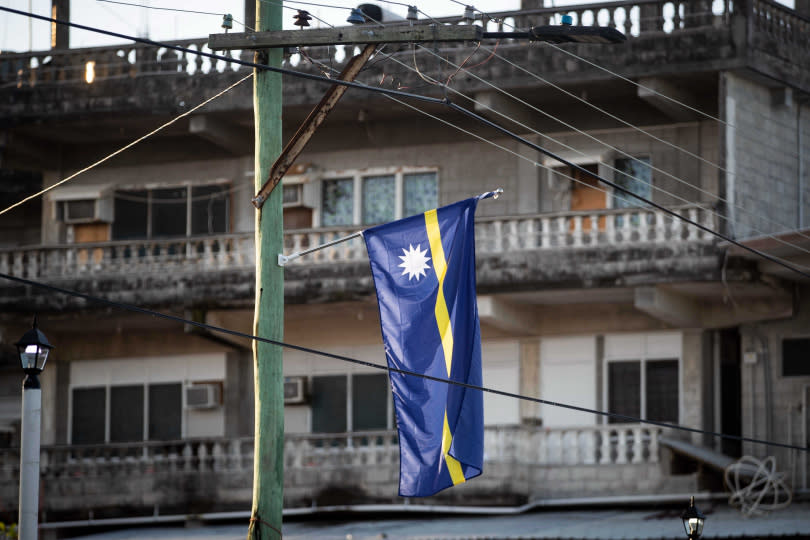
[0,0,808,531]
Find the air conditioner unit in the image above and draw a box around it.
[283,376,307,404]
[59,196,113,224]
[185,383,222,409]
[282,184,304,207]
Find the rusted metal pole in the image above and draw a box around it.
[252,43,376,209]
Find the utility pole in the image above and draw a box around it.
[248,0,283,538]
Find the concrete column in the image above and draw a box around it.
[519,339,540,423]
[51,0,69,49]
[682,330,705,445]
[244,0,256,31]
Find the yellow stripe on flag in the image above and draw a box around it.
[425,209,465,486]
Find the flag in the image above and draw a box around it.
[363,192,494,497]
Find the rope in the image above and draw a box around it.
[724,455,793,517]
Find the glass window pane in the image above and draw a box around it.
[148,383,182,441]
[311,375,347,433]
[612,157,651,209]
[71,387,106,444]
[110,385,144,442]
[322,178,354,226]
[362,175,395,225]
[646,360,679,422]
[607,361,640,424]
[783,338,810,376]
[151,187,187,238]
[404,172,438,217]
[352,374,389,431]
[112,190,148,240]
[191,184,229,235]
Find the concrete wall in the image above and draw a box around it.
[724,72,810,238]
[740,284,810,491]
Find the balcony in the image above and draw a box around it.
[0,205,719,311]
[0,0,808,170]
[0,423,683,522]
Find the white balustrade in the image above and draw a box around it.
[0,205,715,279]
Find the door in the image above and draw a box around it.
[74,222,110,266]
[566,164,606,231]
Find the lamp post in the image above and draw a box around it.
[15,317,53,540]
[681,496,707,540]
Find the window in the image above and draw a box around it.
[607,359,678,423]
[322,178,354,227]
[70,383,183,444]
[604,333,681,425]
[612,157,651,209]
[112,183,230,240]
[310,373,391,433]
[320,169,438,227]
[783,338,810,376]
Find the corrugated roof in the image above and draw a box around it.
[68,502,810,540]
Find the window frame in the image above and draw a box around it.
[308,372,394,434]
[68,382,186,445]
[540,153,652,211]
[611,155,653,210]
[782,336,810,377]
[316,167,439,227]
[112,179,232,240]
[602,333,682,424]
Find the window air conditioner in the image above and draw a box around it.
[59,197,113,224]
[185,383,222,409]
[283,376,307,404]
[282,184,304,207]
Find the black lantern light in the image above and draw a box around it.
[15,317,54,376]
[681,496,706,539]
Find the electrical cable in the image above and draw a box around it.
[0,72,254,218]
[3,5,810,279]
[380,44,810,263]
[307,47,810,282]
[0,268,807,454]
[487,6,808,151]
[96,0,253,31]
[306,2,810,253]
[479,44,810,237]
[2,4,809,454]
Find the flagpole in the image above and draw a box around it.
[277,231,363,266]
[277,188,503,266]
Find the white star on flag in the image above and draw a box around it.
[398,243,431,281]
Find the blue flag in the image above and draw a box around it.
[363,193,493,497]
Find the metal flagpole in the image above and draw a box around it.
[276,189,503,267]
[277,231,363,266]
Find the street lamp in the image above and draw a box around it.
[15,317,53,540]
[681,496,706,540]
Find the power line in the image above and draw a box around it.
[0,72,254,217]
[1,4,808,454]
[3,5,810,280]
[0,267,806,454]
[376,44,810,265]
[418,45,810,261]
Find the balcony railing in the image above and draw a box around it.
[0,424,663,484]
[1,0,805,91]
[0,205,715,281]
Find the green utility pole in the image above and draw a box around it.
[248,0,283,538]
